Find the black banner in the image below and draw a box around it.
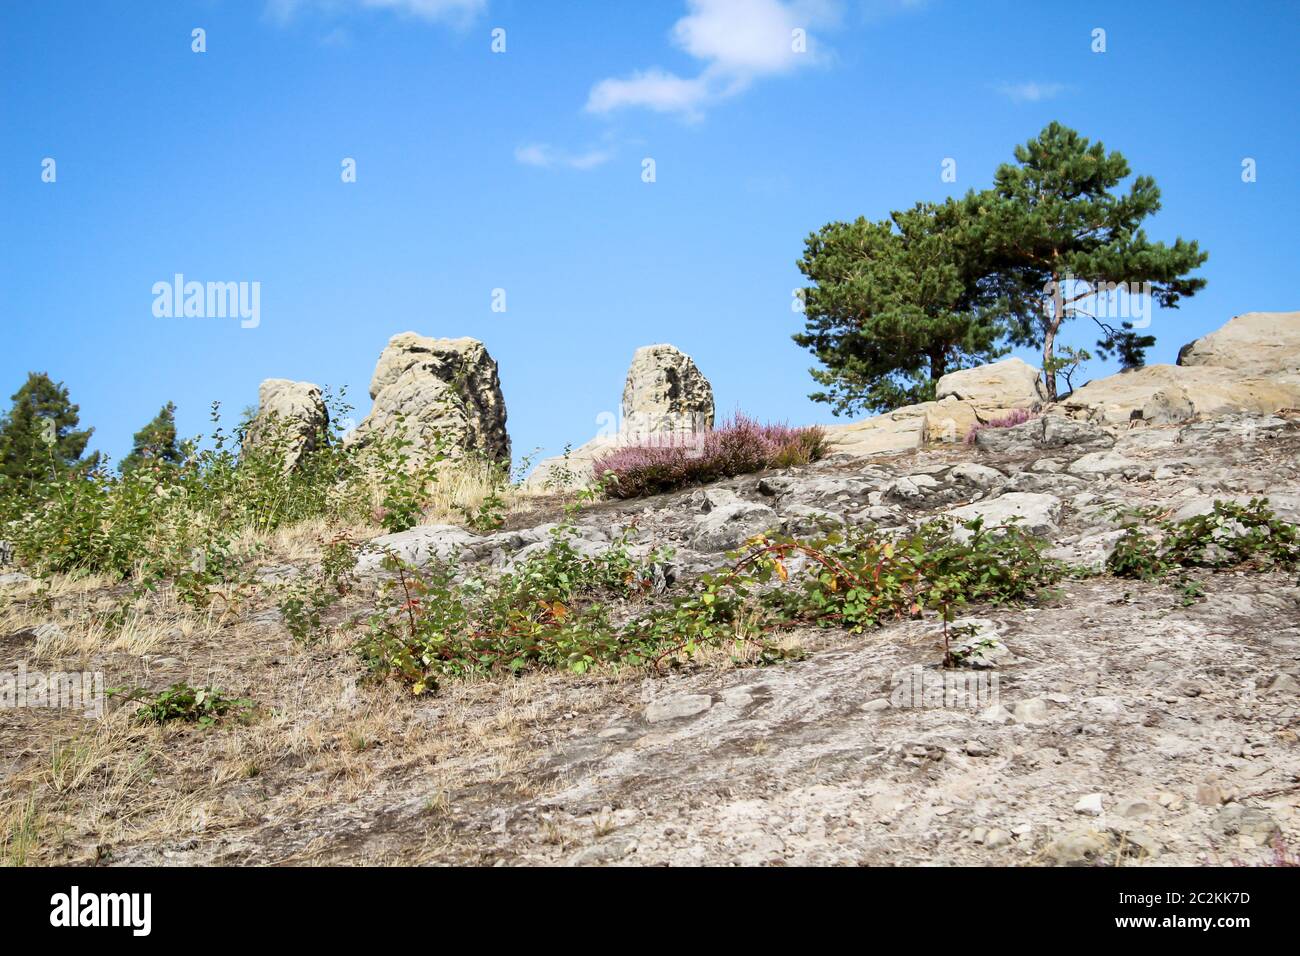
[0,866,1284,941]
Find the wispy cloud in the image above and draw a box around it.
[995,81,1067,104]
[514,143,615,171]
[586,70,714,120]
[267,0,486,28]
[585,0,845,120]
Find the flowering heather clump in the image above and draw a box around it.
[964,407,1039,444]
[594,413,827,499]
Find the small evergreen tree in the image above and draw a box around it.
[0,372,99,488]
[973,122,1207,399]
[794,200,1009,415]
[121,402,182,474]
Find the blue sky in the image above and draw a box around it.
[3,0,1297,469]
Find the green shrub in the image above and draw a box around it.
[277,534,360,643]
[113,684,256,727]
[1107,499,1300,579]
[0,391,452,581]
[359,514,1064,694]
[359,519,662,692]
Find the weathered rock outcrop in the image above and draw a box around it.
[525,344,713,490]
[822,395,1018,457]
[821,402,934,457]
[822,360,1047,456]
[1056,311,1300,424]
[1063,364,1300,425]
[1177,310,1300,375]
[826,312,1300,449]
[621,344,715,436]
[348,334,510,468]
[936,357,1046,412]
[367,400,1300,622]
[244,379,329,470]
[973,413,1115,454]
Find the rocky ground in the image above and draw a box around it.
[3,409,1299,866]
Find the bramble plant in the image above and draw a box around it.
[112,683,257,728]
[366,420,448,533]
[1107,499,1300,580]
[277,533,361,643]
[358,513,1065,695]
[359,516,665,692]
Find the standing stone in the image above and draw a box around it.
[244,379,329,470]
[621,344,714,437]
[524,343,713,490]
[348,333,510,468]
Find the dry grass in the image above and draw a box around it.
[34,611,179,661]
[0,452,631,867]
[0,585,217,665]
[0,485,697,866]
[0,795,42,867]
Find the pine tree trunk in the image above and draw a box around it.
[1042,325,1058,402]
[929,349,946,383]
[1042,277,1060,402]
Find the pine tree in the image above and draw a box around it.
[0,372,98,488]
[120,402,182,474]
[972,122,1208,400]
[794,200,1009,415]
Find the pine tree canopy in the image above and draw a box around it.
[794,199,1010,416]
[796,122,1209,411]
[121,401,183,474]
[970,121,1208,398]
[0,372,99,489]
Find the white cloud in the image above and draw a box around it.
[995,81,1066,103]
[514,143,615,171]
[586,69,713,120]
[267,0,485,27]
[672,0,812,74]
[586,0,842,119]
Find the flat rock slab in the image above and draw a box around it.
[945,492,1063,539]
[646,694,713,723]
